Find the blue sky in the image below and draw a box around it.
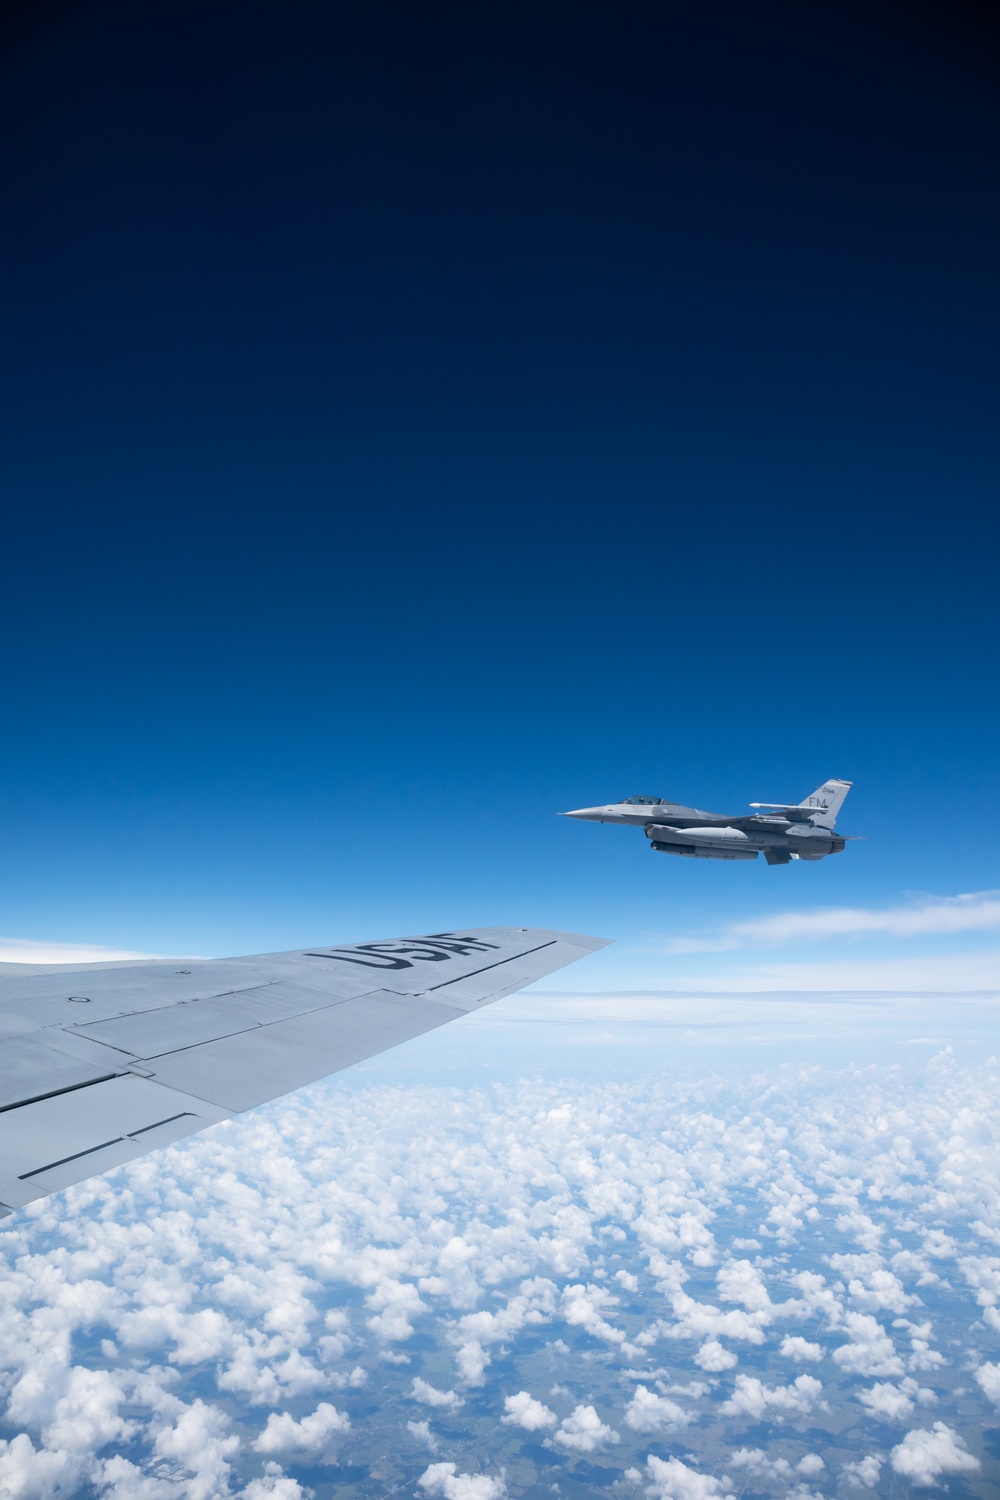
[0,1,998,990]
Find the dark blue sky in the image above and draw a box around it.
[1,1,998,972]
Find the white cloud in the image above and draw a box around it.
[6,1365,132,1458]
[890,1424,980,1486]
[252,1402,350,1454]
[365,1277,427,1343]
[842,1454,882,1488]
[646,951,1000,992]
[715,1260,771,1311]
[796,1454,824,1476]
[694,1339,737,1371]
[658,1290,769,1347]
[780,1337,822,1362]
[552,1405,620,1453]
[622,1385,690,1434]
[666,891,1000,952]
[242,1462,309,1500]
[728,1448,794,1482]
[863,1374,941,1416]
[560,1282,625,1345]
[0,1049,997,1496]
[0,937,160,964]
[728,1449,822,1483]
[831,1314,904,1377]
[449,1280,558,1385]
[0,1435,82,1500]
[975,1362,1000,1405]
[838,1264,914,1315]
[418,1462,507,1500]
[151,1400,239,1500]
[834,1215,884,1252]
[856,1383,915,1422]
[407,1419,439,1452]
[454,1342,489,1384]
[410,1379,465,1411]
[644,1455,736,1500]
[720,1374,823,1421]
[921,1230,958,1260]
[93,1453,186,1498]
[501,1392,557,1432]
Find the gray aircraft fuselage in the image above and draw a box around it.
[562,778,855,864]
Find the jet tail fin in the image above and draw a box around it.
[798,778,852,828]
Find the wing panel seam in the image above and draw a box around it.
[19,1136,126,1179]
[17,1111,198,1180]
[65,981,277,1030]
[0,1072,122,1117]
[425,940,557,991]
[117,994,355,1061]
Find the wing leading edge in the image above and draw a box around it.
[0,926,608,1216]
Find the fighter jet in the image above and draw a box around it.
[563,778,855,864]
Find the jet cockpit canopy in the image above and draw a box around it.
[622,794,664,805]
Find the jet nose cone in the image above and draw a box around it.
[562,807,605,821]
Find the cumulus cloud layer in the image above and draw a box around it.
[0,1050,997,1493]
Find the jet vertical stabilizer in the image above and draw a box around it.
[798,778,852,828]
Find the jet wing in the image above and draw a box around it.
[0,926,607,1216]
[642,811,739,827]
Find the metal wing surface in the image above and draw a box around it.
[0,926,607,1216]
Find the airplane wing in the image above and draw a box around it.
[0,926,607,1217]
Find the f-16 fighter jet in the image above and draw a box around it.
[563,778,855,864]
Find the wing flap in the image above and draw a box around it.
[0,1035,118,1109]
[140,988,462,1112]
[67,981,358,1060]
[0,1074,228,1209]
